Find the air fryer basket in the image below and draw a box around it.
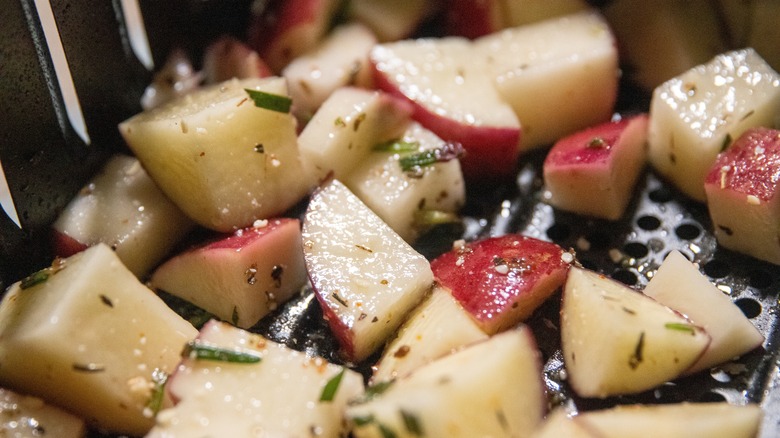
[1,1,779,437]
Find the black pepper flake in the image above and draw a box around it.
[372,316,379,323]
[73,363,106,373]
[628,332,645,369]
[587,137,607,149]
[232,307,239,325]
[99,294,114,308]
[359,312,368,321]
[246,264,258,285]
[254,144,265,153]
[332,291,349,307]
[393,345,411,358]
[718,225,734,236]
[271,265,284,287]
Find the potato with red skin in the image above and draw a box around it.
[430,235,572,335]
[543,114,649,220]
[202,35,273,84]
[704,127,780,265]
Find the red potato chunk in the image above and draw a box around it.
[430,234,572,334]
[704,127,780,265]
[543,114,649,220]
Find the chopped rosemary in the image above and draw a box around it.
[147,369,168,415]
[244,89,292,113]
[401,409,423,436]
[399,142,464,173]
[372,139,420,153]
[231,307,240,326]
[628,332,645,369]
[320,368,346,402]
[351,380,395,405]
[413,210,460,228]
[20,269,50,289]
[720,133,733,152]
[182,341,262,364]
[665,322,696,334]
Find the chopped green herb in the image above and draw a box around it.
[19,269,50,290]
[373,139,420,153]
[665,322,696,334]
[351,380,395,405]
[413,210,460,228]
[352,415,376,427]
[72,363,106,373]
[182,341,262,364]
[320,368,346,402]
[401,410,424,436]
[244,89,292,113]
[332,291,349,307]
[147,369,168,415]
[399,142,464,173]
[628,332,645,369]
[231,307,239,326]
[334,117,347,128]
[720,133,733,152]
[378,424,398,438]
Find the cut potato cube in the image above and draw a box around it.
[704,127,780,264]
[52,154,195,278]
[0,244,197,436]
[119,77,313,232]
[561,267,710,398]
[302,179,433,362]
[475,10,619,151]
[647,48,780,201]
[370,284,488,384]
[148,320,364,437]
[530,408,598,438]
[343,122,466,242]
[347,0,434,42]
[644,250,764,373]
[543,114,649,220]
[150,218,307,329]
[348,326,546,438]
[0,387,86,438]
[283,23,377,120]
[298,87,412,183]
[579,402,762,438]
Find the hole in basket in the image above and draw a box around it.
[748,269,773,289]
[702,259,730,279]
[546,223,571,242]
[637,215,661,230]
[734,297,762,319]
[612,269,638,286]
[648,186,674,203]
[623,242,649,259]
[585,231,610,250]
[698,391,727,403]
[675,223,701,240]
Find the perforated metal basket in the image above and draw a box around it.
[2,2,779,437]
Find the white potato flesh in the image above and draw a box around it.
[52,154,195,278]
[150,218,307,329]
[119,77,313,232]
[0,388,86,438]
[147,320,364,438]
[343,122,465,242]
[643,250,764,373]
[298,87,412,183]
[0,244,197,436]
[370,284,487,384]
[302,179,433,362]
[530,409,599,438]
[348,326,546,438]
[347,0,434,42]
[579,402,762,438]
[283,23,377,119]
[475,10,619,151]
[561,267,711,398]
[647,48,780,201]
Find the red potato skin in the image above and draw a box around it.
[203,36,273,84]
[544,117,637,167]
[431,235,571,334]
[370,62,521,181]
[51,229,89,258]
[705,127,780,202]
[444,0,503,39]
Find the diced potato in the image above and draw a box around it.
[475,10,619,151]
[704,127,780,264]
[0,244,197,436]
[647,48,780,201]
[348,326,546,438]
[120,77,313,232]
[343,122,465,242]
[52,154,195,278]
[147,320,364,437]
